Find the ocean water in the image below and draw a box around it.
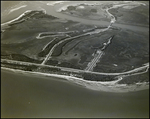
[1,1,149,118]
[1,69,149,118]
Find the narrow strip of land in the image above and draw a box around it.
[1,59,149,77]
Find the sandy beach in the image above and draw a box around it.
[1,67,149,93]
[1,1,149,117]
[1,68,149,118]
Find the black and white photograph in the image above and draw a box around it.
[1,1,149,118]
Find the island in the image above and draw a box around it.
[1,1,149,92]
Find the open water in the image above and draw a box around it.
[1,69,149,118]
[1,1,149,118]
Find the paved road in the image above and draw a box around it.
[85,37,113,71]
[1,1,149,77]
[1,59,149,77]
[85,50,104,71]
[41,32,89,65]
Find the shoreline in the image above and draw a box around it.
[1,1,148,31]
[1,1,149,93]
[1,67,149,93]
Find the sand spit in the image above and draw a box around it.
[1,67,149,93]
